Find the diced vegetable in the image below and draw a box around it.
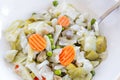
[28,21,54,35]
[91,18,96,25]
[34,77,39,80]
[14,64,33,80]
[66,64,88,80]
[49,49,62,63]
[84,32,96,52]
[50,38,54,45]
[53,0,58,7]
[5,50,18,62]
[47,51,53,57]
[91,61,100,68]
[85,50,99,60]
[53,25,62,44]
[58,16,70,28]
[47,34,52,39]
[13,52,27,63]
[54,69,62,76]
[28,34,46,51]
[91,70,95,77]
[44,35,52,51]
[52,45,56,50]
[96,36,107,53]
[30,72,35,79]
[59,46,75,66]
[37,51,47,62]
[26,62,42,80]
[53,75,62,80]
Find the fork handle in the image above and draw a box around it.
[97,1,120,24]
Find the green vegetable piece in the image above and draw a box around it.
[32,13,36,15]
[91,70,95,77]
[54,70,61,76]
[91,18,96,25]
[91,61,100,68]
[56,45,60,49]
[66,64,88,79]
[52,45,56,50]
[50,38,54,44]
[47,51,53,57]
[85,50,99,60]
[47,34,52,39]
[53,0,58,7]
[96,36,107,53]
[66,63,76,70]
[62,27,65,31]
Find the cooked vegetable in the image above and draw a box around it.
[85,50,99,60]
[91,70,95,77]
[44,35,52,51]
[30,72,35,79]
[13,52,27,63]
[66,64,88,80]
[53,0,58,7]
[5,50,18,62]
[14,64,33,80]
[59,46,75,66]
[91,61,100,68]
[96,36,107,53]
[53,25,62,44]
[47,34,52,39]
[65,30,73,39]
[52,45,56,50]
[28,34,46,51]
[28,21,54,35]
[34,77,39,80]
[49,49,62,63]
[53,75,62,80]
[47,51,53,57]
[91,18,96,25]
[58,16,70,28]
[54,69,62,76]
[36,51,47,62]
[84,32,96,52]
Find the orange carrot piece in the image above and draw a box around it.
[58,16,70,28]
[28,34,46,51]
[59,46,75,66]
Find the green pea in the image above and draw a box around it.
[47,34,52,39]
[51,45,56,49]
[50,38,54,44]
[47,51,53,57]
[54,70,61,76]
[53,0,58,7]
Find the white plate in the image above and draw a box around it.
[0,0,120,80]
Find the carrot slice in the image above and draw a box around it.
[58,16,70,28]
[59,46,75,66]
[28,34,46,51]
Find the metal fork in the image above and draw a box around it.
[97,1,120,24]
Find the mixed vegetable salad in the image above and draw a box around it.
[5,1,107,80]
